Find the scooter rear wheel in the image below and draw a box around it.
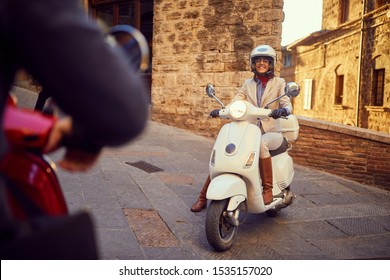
[205,199,238,251]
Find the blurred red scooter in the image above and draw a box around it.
[0,98,97,260]
[1,23,151,218]
[0,97,68,219]
[0,24,149,259]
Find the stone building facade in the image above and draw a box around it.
[281,0,390,134]
[150,0,284,136]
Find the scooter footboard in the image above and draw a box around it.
[206,174,247,201]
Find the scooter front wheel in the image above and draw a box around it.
[205,199,238,251]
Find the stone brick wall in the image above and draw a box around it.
[151,0,284,135]
[290,116,390,190]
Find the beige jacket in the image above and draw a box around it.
[231,76,292,133]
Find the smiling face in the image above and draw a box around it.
[254,57,270,74]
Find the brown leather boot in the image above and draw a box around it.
[190,175,211,212]
[260,157,273,205]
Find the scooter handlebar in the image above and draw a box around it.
[267,112,288,119]
[217,101,272,121]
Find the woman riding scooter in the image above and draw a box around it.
[191,44,292,212]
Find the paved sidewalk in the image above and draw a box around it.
[11,86,390,260]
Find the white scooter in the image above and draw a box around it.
[204,82,300,251]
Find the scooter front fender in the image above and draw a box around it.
[206,174,247,210]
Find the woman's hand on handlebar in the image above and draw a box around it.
[44,117,73,153]
[210,109,220,118]
[269,108,288,119]
[57,147,100,172]
[44,117,100,172]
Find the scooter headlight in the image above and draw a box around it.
[230,101,246,119]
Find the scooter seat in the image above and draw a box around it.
[270,137,288,157]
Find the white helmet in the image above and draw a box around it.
[249,44,277,74]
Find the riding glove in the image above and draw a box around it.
[210,109,220,118]
[270,108,288,119]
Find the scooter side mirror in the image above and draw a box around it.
[264,82,300,109]
[205,84,225,108]
[206,84,216,98]
[106,24,150,72]
[285,82,300,98]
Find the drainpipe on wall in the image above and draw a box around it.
[356,0,366,127]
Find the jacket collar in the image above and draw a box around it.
[253,73,274,87]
